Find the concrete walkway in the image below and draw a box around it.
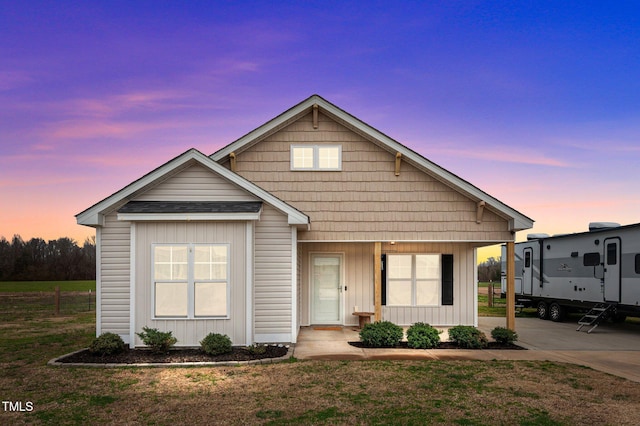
[292,317,640,383]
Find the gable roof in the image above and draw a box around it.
[211,95,533,232]
[76,149,309,227]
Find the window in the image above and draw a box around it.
[387,254,440,306]
[635,254,640,274]
[153,244,229,318]
[606,243,617,265]
[583,252,600,267]
[291,145,341,170]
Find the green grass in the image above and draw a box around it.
[0,280,96,292]
[1,283,640,425]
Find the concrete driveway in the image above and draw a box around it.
[293,317,640,383]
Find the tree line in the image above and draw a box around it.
[0,235,96,281]
[478,257,501,283]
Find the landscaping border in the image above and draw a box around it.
[48,346,295,368]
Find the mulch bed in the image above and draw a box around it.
[348,341,526,350]
[58,345,289,364]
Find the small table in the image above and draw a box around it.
[352,312,375,329]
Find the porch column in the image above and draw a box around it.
[506,240,516,331]
[374,242,382,321]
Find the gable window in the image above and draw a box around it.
[387,254,441,306]
[153,244,229,318]
[291,145,341,170]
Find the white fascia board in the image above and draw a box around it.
[316,100,534,230]
[211,97,319,162]
[209,95,531,231]
[77,148,309,227]
[76,150,201,226]
[117,212,261,222]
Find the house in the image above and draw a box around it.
[76,95,533,347]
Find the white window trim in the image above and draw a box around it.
[152,243,231,319]
[290,145,342,171]
[387,254,441,307]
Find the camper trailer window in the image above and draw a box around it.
[524,252,531,267]
[583,252,600,267]
[635,254,640,274]
[606,244,617,265]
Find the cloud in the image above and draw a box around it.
[426,146,571,167]
[0,70,33,91]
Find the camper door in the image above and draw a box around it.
[522,247,534,295]
[603,238,621,303]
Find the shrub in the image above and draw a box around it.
[359,321,403,347]
[200,333,232,356]
[246,343,267,355]
[447,325,488,349]
[136,327,177,354]
[491,327,518,344]
[88,332,126,356]
[406,322,441,349]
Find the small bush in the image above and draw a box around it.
[406,322,441,349]
[447,325,488,349]
[88,332,126,356]
[200,333,232,356]
[136,327,177,354]
[247,343,267,355]
[491,327,518,344]
[359,321,404,347]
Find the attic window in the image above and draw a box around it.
[291,145,341,171]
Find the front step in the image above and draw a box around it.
[576,303,615,333]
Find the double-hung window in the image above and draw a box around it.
[387,254,441,306]
[291,145,341,170]
[153,244,229,318]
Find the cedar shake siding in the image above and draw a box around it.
[227,111,511,242]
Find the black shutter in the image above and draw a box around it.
[381,254,386,306]
[442,254,454,305]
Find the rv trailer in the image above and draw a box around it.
[501,222,640,325]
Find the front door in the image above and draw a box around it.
[311,254,342,324]
[603,238,621,303]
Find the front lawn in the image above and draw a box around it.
[1,286,640,424]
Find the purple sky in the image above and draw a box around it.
[1,1,639,261]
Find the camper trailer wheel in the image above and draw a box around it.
[549,303,565,322]
[537,302,549,320]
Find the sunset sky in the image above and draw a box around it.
[1,1,639,261]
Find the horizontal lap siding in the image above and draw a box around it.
[135,222,247,346]
[100,212,131,336]
[254,205,293,339]
[232,112,511,242]
[136,163,258,202]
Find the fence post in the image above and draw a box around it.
[55,286,60,315]
[488,281,493,307]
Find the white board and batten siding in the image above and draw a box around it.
[254,205,295,343]
[299,242,477,327]
[134,221,248,346]
[383,242,477,326]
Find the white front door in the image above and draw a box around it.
[311,254,343,324]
